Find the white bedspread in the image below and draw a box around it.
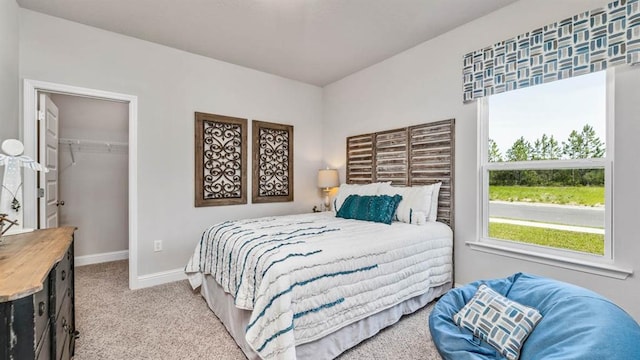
[185,212,452,360]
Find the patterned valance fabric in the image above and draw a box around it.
[463,0,640,103]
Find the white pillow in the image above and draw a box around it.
[378,184,434,225]
[427,182,442,222]
[333,183,389,212]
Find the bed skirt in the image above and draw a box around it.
[201,274,451,360]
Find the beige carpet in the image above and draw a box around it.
[74,261,443,360]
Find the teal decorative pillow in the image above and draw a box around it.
[336,194,402,224]
[333,183,383,213]
[453,284,542,360]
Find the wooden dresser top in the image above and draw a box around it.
[0,227,76,302]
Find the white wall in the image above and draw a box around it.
[323,0,640,320]
[0,0,19,141]
[19,9,324,276]
[51,94,129,258]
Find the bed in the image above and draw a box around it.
[185,119,455,359]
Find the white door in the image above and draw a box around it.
[38,94,61,228]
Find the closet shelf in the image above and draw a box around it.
[59,138,128,154]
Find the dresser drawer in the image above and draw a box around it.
[54,292,71,359]
[35,325,51,360]
[57,334,70,360]
[54,249,72,316]
[34,280,50,349]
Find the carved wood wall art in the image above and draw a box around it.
[252,120,294,203]
[346,119,455,227]
[195,112,247,207]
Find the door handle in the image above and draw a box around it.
[56,200,65,206]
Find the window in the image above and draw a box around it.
[478,70,612,262]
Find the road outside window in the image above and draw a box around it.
[480,70,611,258]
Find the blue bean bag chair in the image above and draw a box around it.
[429,273,640,360]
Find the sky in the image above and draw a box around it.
[488,70,607,156]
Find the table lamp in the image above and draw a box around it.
[317,169,339,211]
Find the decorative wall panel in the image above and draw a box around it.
[195,112,247,207]
[409,121,455,224]
[346,134,374,184]
[252,120,294,203]
[375,129,409,185]
[345,119,455,227]
[463,0,640,103]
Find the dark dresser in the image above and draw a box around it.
[0,227,78,360]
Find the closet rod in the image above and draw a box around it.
[59,138,128,147]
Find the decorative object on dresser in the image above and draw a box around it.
[0,214,18,239]
[0,227,78,360]
[194,112,248,207]
[317,168,339,211]
[252,120,294,203]
[0,139,49,235]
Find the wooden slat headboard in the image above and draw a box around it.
[346,133,374,184]
[346,119,455,228]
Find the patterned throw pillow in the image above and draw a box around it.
[336,194,402,224]
[453,284,542,360]
[333,182,390,213]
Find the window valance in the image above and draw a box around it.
[463,0,640,103]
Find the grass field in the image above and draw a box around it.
[489,222,604,255]
[489,186,604,206]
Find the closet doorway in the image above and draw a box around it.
[42,93,129,265]
[23,79,139,289]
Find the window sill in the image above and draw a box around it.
[466,241,633,280]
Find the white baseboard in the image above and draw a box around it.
[75,250,129,266]
[454,282,463,288]
[135,268,186,289]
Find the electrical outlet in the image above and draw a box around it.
[154,240,162,252]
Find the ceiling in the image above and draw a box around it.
[17,0,517,86]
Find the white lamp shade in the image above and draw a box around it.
[317,169,339,189]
